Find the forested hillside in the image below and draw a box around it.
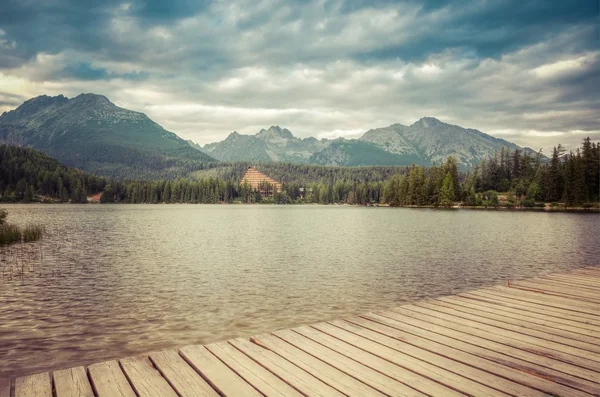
[0,144,107,202]
[1,138,598,207]
[383,137,600,207]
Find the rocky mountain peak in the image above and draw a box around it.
[72,93,112,106]
[412,117,445,128]
[257,125,294,141]
[0,94,69,124]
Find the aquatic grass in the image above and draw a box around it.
[21,224,45,242]
[0,223,21,245]
[0,224,45,245]
[0,208,45,246]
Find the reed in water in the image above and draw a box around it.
[0,208,45,245]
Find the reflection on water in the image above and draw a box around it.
[1,204,598,377]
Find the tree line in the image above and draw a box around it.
[382,137,599,207]
[0,144,107,203]
[1,138,598,206]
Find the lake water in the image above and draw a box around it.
[1,204,598,378]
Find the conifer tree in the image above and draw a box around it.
[439,172,454,207]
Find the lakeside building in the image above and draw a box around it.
[241,166,282,196]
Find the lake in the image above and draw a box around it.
[1,204,598,378]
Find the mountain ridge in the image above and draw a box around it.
[201,116,538,168]
[0,93,216,179]
[0,93,540,177]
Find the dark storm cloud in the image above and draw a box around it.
[128,0,211,21]
[1,0,597,69]
[360,0,598,62]
[58,62,149,81]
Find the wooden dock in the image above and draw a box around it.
[2,266,599,397]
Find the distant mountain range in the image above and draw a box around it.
[0,94,215,179]
[0,93,537,179]
[200,118,537,168]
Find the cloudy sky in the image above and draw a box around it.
[0,0,598,151]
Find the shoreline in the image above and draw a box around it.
[3,201,600,213]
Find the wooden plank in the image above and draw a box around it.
[441,294,600,340]
[205,341,304,397]
[406,303,599,364]
[389,305,599,372]
[512,280,600,302]
[569,268,600,276]
[537,278,600,293]
[422,299,600,352]
[484,288,600,319]
[468,290,600,325]
[120,356,178,397]
[53,366,94,397]
[565,267,600,275]
[373,309,600,388]
[316,321,519,396]
[502,283,600,306]
[362,312,600,396]
[229,338,346,397]
[293,325,465,397]
[88,360,137,397]
[544,274,600,288]
[343,316,592,397]
[311,323,510,396]
[251,333,388,396]
[0,379,10,397]
[15,372,52,397]
[546,275,600,286]
[536,277,600,291]
[549,271,600,280]
[149,350,219,397]
[463,291,600,328]
[179,344,262,397]
[490,286,600,314]
[270,329,434,397]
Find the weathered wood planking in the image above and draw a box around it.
[387,304,600,382]
[461,290,600,328]
[179,345,262,397]
[351,314,593,397]
[415,300,600,354]
[441,294,600,338]
[251,332,389,397]
[149,350,219,397]
[289,326,463,397]
[268,328,430,397]
[53,367,94,397]
[230,338,346,396]
[15,372,52,397]
[7,266,600,397]
[120,356,178,397]
[205,341,304,397]
[88,361,137,397]
[363,311,600,395]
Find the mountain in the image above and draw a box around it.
[202,126,330,163]
[0,94,215,179]
[203,119,537,169]
[1,93,538,177]
[309,140,426,166]
[359,117,539,168]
